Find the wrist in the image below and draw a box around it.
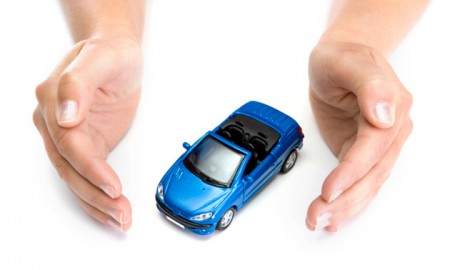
[318,0,430,56]
[89,21,143,45]
[318,26,378,51]
[61,0,145,45]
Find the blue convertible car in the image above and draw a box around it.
[155,101,304,235]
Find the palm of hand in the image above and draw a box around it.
[309,86,359,160]
[84,87,141,158]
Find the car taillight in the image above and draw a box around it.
[298,126,304,136]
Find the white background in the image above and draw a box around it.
[1,1,449,269]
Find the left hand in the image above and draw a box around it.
[33,35,143,231]
[306,42,413,232]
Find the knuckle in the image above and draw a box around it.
[372,186,381,198]
[85,192,101,208]
[83,204,97,219]
[58,71,85,93]
[78,198,104,223]
[402,90,414,109]
[32,109,41,129]
[53,157,70,183]
[356,134,388,164]
[373,164,391,189]
[374,140,390,160]
[53,131,75,160]
[35,81,50,104]
[407,118,414,135]
[340,195,354,209]
[307,196,327,218]
[339,44,377,66]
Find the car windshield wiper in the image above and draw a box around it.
[183,159,201,176]
[202,176,228,188]
[195,169,228,188]
[183,159,228,188]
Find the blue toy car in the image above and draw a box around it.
[155,101,304,235]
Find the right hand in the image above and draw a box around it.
[305,42,413,232]
[33,34,143,231]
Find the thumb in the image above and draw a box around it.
[56,74,92,127]
[356,78,397,129]
[320,43,399,129]
[348,47,399,129]
[56,41,114,127]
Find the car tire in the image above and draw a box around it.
[216,208,235,231]
[281,149,297,173]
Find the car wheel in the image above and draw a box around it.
[216,208,235,231]
[281,150,297,173]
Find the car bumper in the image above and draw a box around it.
[155,196,216,235]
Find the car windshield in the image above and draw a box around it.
[184,136,245,188]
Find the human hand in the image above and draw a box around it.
[306,42,413,232]
[33,35,143,232]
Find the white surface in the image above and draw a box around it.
[1,1,449,269]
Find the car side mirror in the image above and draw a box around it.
[182,142,191,150]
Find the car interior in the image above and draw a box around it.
[217,114,280,174]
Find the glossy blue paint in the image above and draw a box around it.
[155,101,304,235]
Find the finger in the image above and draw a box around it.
[42,112,123,198]
[325,190,378,233]
[321,117,399,202]
[50,127,123,198]
[322,84,412,202]
[322,80,413,202]
[65,169,132,226]
[306,192,376,232]
[307,184,378,232]
[307,117,413,231]
[305,195,325,231]
[327,118,413,229]
[34,109,132,224]
[33,108,72,182]
[77,198,132,232]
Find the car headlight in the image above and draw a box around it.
[157,183,164,201]
[190,212,213,221]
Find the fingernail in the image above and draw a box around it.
[107,209,124,224]
[375,102,394,125]
[305,217,316,231]
[107,219,124,232]
[58,100,78,124]
[100,184,115,198]
[328,190,343,203]
[316,212,332,230]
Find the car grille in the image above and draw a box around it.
[155,196,212,229]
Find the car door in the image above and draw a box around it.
[242,155,276,203]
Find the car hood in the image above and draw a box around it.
[162,162,231,215]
